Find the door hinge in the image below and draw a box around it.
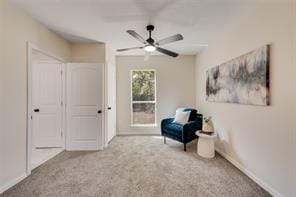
[61,101,63,106]
[61,70,63,75]
[61,131,63,137]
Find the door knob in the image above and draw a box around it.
[34,109,40,112]
[97,110,102,114]
[107,107,111,110]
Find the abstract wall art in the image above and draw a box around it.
[206,45,270,106]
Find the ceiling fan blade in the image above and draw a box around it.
[127,30,147,44]
[156,34,183,45]
[156,47,178,57]
[116,46,143,52]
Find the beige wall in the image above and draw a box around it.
[71,43,105,63]
[195,0,296,196]
[117,55,196,135]
[0,0,5,187]
[293,0,296,191]
[0,0,72,191]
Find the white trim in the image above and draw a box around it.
[215,147,283,197]
[66,147,104,151]
[104,62,117,147]
[103,62,107,148]
[61,63,66,149]
[107,135,116,144]
[0,173,27,194]
[26,42,66,176]
[117,132,161,136]
[28,43,66,63]
[130,69,157,126]
[26,43,32,175]
[116,130,161,136]
[131,124,158,127]
[104,62,108,147]
[132,101,156,104]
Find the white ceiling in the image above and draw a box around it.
[10,0,257,55]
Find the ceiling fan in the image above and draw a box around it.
[117,25,183,58]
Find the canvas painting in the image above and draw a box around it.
[206,45,270,106]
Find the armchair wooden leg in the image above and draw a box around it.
[164,136,166,144]
[184,143,186,151]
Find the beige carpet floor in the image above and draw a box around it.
[3,136,271,197]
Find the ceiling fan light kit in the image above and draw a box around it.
[144,45,156,52]
[117,25,183,58]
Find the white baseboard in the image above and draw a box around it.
[0,172,27,194]
[66,147,103,151]
[117,132,161,136]
[215,147,283,197]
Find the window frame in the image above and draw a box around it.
[130,69,157,127]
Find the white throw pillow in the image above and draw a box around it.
[173,111,190,125]
[176,107,186,113]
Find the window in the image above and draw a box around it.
[131,70,156,126]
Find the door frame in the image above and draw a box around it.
[26,42,67,175]
[105,61,116,145]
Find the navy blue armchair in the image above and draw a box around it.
[161,108,203,151]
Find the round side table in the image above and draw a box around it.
[196,130,217,158]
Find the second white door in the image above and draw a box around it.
[66,63,103,150]
[32,62,63,148]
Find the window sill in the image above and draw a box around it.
[131,124,158,128]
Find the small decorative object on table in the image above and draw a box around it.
[202,116,214,133]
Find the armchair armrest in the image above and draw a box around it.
[161,118,174,135]
[161,118,174,127]
[183,121,201,133]
[182,120,203,141]
[196,113,203,120]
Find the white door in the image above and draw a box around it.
[32,62,63,148]
[107,63,116,142]
[66,63,103,150]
